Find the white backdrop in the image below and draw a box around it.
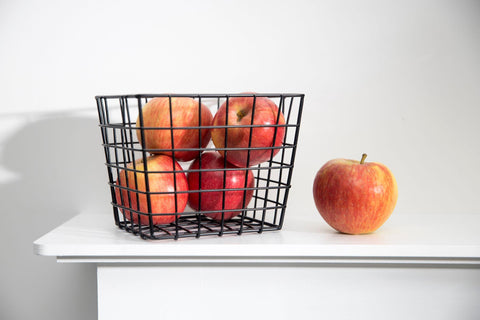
[1,0,479,319]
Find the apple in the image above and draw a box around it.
[136,97,213,162]
[211,95,285,167]
[313,154,398,234]
[187,152,255,221]
[115,154,189,225]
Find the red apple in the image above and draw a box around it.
[187,152,255,221]
[136,97,213,162]
[313,154,398,234]
[115,154,188,225]
[211,95,285,167]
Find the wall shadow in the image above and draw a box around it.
[0,112,111,320]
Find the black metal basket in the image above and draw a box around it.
[96,93,304,240]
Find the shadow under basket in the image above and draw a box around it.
[96,93,304,240]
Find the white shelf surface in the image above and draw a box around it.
[33,212,480,265]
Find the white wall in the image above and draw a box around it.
[1,0,479,319]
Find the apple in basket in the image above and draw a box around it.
[115,154,188,225]
[136,97,213,162]
[211,95,286,167]
[313,154,398,234]
[187,152,255,221]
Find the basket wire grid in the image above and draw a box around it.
[96,93,304,240]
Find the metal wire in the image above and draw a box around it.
[96,93,304,240]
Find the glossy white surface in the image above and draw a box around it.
[34,212,480,265]
[34,212,480,320]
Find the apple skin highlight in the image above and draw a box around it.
[136,97,213,162]
[115,155,188,225]
[313,155,398,235]
[211,96,285,167]
[187,152,255,221]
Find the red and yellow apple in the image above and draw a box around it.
[136,97,213,162]
[187,152,255,221]
[115,154,188,225]
[211,95,285,167]
[313,154,398,234]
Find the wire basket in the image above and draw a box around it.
[96,93,304,240]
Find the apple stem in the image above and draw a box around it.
[237,110,247,121]
[360,153,367,164]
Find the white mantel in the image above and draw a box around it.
[34,212,480,320]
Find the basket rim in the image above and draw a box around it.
[95,93,305,99]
